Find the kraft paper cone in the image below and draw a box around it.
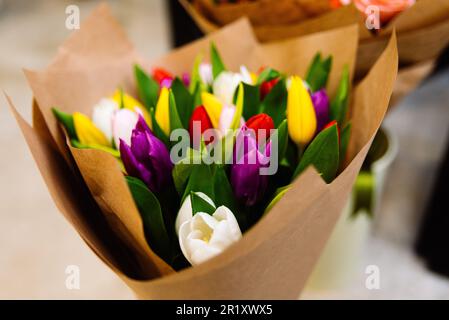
[184,0,449,79]
[8,4,397,299]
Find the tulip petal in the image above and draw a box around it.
[202,92,223,128]
[119,139,153,188]
[112,109,138,148]
[287,76,317,146]
[92,98,118,142]
[155,87,170,136]
[311,89,330,133]
[73,112,111,147]
[112,89,152,127]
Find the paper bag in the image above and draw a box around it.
[7,4,398,299]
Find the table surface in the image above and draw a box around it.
[1,0,449,299]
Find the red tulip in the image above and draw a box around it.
[245,113,275,144]
[189,106,214,144]
[323,120,340,143]
[153,67,173,84]
[260,78,279,100]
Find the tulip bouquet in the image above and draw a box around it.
[52,43,350,269]
[9,4,398,298]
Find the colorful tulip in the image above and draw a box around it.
[212,66,252,105]
[182,72,191,88]
[175,192,215,235]
[155,87,170,136]
[73,112,111,147]
[287,76,317,146]
[160,78,173,89]
[112,90,152,127]
[92,98,118,142]
[245,113,274,143]
[189,106,214,143]
[260,78,279,100]
[152,67,173,85]
[311,89,330,133]
[231,127,271,206]
[201,92,223,129]
[218,104,245,137]
[119,115,173,193]
[199,63,213,86]
[112,109,139,148]
[179,205,242,266]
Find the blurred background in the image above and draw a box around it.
[1,0,449,299]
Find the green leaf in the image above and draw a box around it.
[168,89,185,132]
[134,64,159,110]
[241,83,261,120]
[306,53,333,92]
[259,78,287,128]
[192,81,203,108]
[171,78,193,129]
[182,164,215,203]
[293,124,340,183]
[330,65,350,125]
[52,108,77,140]
[118,88,125,109]
[213,166,236,211]
[70,139,120,158]
[211,42,226,79]
[230,83,244,130]
[270,119,288,162]
[189,53,203,93]
[264,185,291,215]
[257,67,281,85]
[191,191,216,215]
[339,122,351,168]
[126,176,172,262]
[172,148,203,196]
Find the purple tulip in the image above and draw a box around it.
[182,72,191,88]
[160,77,173,89]
[231,127,271,206]
[311,89,330,133]
[119,115,173,192]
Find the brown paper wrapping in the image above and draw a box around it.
[194,0,332,27]
[7,4,398,299]
[183,0,449,79]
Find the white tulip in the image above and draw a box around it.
[212,66,252,105]
[199,63,213,86]
[92,98,119,141]
[179,206,242,266]
[218,104,245,137]
[175,192,215,235]
[239,65,253,84]
[111,108,138,148]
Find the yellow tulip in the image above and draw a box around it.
[155,87,170,136]
[250,72,258,84]
[73,112,111,147]
[201,92,223,128]
[112,90,152,129]
[287,76,317,146]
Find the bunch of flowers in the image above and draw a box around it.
[53,44,350,269]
